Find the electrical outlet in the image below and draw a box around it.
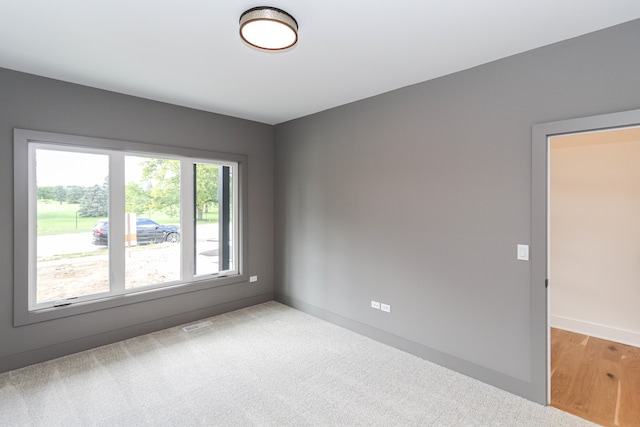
[380,303,391,313]
[371,300,381,309]
[250,275,258,282]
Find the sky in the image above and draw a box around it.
[35,149,145,187]
[36,149,108,187]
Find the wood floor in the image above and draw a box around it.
[551,328,640,426]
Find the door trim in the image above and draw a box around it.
[531,108,640,404]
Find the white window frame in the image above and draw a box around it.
[14,129,248,326]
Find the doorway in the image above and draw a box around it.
[531,108,640,425]
[548,127,640,426]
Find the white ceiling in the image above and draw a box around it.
[1,1,640,125]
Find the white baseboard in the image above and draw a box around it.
[550,315,640,348]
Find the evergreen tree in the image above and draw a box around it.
[66,186,87,204]
[78,184,108,217]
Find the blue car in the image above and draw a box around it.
[92,218,180,246]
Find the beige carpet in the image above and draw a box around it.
[0,301,594,426]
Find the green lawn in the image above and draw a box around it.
[37,202,100,233]
[36,201,214,234]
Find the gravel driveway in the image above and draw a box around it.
[36,224,220,303]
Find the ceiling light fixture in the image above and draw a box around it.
[239,6,298,51]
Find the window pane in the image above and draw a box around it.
[218,165,234,272]
[194,163,220,276]
[35,149,109,303]
[124,156,181,289]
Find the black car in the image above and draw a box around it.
[92,218,180,246]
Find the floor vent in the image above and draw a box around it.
[182,320,213,332]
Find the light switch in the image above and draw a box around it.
[517,244,529,261]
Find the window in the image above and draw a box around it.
[14,129,247,324]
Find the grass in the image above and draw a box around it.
[37,202,101,233]
[37,201,216,234]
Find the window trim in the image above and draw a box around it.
[14,128,249,326]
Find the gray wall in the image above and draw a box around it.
[2,18,639,405]
[274,19,640,403]
[0,68,274,372]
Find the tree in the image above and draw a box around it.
[66,186,87,204]
[78,184,108,217]
[125,182,153,215]
[139,159,181,217]
[37,186,55,201]
[54,186,67,205]
[127,158,219,220]
[195,164,218,220]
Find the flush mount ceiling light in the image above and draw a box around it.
[239,6,298,51]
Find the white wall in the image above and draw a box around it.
[550,127,640,346]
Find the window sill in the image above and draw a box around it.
[15,273,248,326]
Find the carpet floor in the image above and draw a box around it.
[0,301,595,426]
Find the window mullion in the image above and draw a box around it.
[109,153,126,294]
[27,145,38,309]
